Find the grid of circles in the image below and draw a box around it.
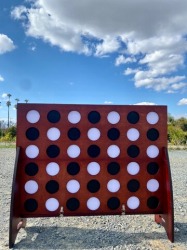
[23,108,161,213]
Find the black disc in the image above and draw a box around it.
[107,162,120,175]
[88,111,101,124]
[147,128,159,141]
[87,145,100,158]
[127,111,139,124]
[67,162,80,175]
[25,162,38,176]
[147,162,159,175]
[107,128,120,140]
[45,180,59,194]
[107,197,120,210]
[127,179,140,192]
[127,145,140,158]
[24,199,38,212]
[66,198,80,211]
[47,110,61,123]
[147,196,159,209]
[26,127,39,140]
[46,145,60,158]
[87,179,100,193]
[68,127,81,140]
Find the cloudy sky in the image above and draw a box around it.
[0,0,187,122]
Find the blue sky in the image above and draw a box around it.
[1,0,187,124]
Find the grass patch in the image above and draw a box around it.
[0,142,16,148]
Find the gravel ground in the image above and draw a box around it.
[0,148,187,250]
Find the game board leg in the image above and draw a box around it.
[9,147,27,248]
[155,147,174,242]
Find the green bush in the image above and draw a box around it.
[168,125,186,145]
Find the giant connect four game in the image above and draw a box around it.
[9,104,174,247]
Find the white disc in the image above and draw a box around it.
[87,162,101,175]
[67,145,80,158]
[26,110,40,123]
[127,162,140,175]
[107,179,120,193]
[127,196,140,209]
[47,127,60,141]
[87,128,101,141]
[66,180,80,193]
[24,180,38,194]
[25,145,39,158]
[146,112,159,124]
[45,198,59,211]
[146,145,159,158]
[107,111,120,124]
[147,179,159,192]
[68,111,81,124]
[46,162,60,176]
[107,145,120,158]
[127,128,140,141]
[87,197,100,210]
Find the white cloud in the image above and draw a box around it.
[115,55,136,66]
[2,93,8,99]
[134,102,156,105]
[0,75,4,82]
[104,101,113,104]
[11,0,187,92]
[178,98,187,105]
[0,34,16,54]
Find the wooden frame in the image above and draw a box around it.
[9,104,174,247]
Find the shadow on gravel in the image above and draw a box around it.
[12,225,186,249]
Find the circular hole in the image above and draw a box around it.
[24,199,38,212]
[147,196,159,209]
[107,179,120,193]
[67,162,80,175]
[24,180,38,194]
[47,110,61,123]
[147,162,159,175]
[127,128,140,141]
[127,162,140,175]
[127,179,140,192]
[107,111,120,124]
[45,180,59,194]
[127,145,140,158]
[147,179,159,192]
[107,197,120,210]
[68,111,81,124]
[25,162,38,176]
[87,145,100,158]
[87,197,100,211]
[88,111,101,124]
[147,128,159,141]
[26,127,39,141]
[66,198,80,211]
[66,180,80,193]
[87,180,100,193]
[47,127,61,141]
[87,162,100,175]
[107,145,120,158]
[25,145,39,159]
[46,162,60,176]
[127,111,139,124]
[46,145,60,158]
[68,128,81,140]
[146,145,159,158]
[45,198,59,211]
[67,145,80,158]
[107,128,120,140]
[127,196,140,209]
[107,162,120,175]
[146,112,159,124]
[26,110,40,123]
[87,128,101,141]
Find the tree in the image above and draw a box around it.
[6,93,12,128]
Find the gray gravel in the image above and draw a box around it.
[0,148,187,250]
